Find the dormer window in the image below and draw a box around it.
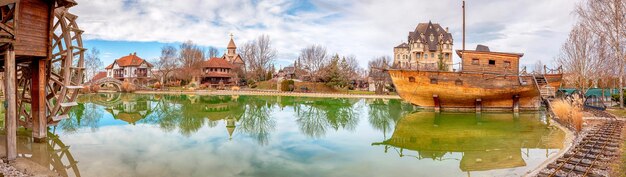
[429,34,434,42]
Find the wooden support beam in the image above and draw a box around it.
[433,95,440,112]
[4,47,16,161]
[31,59,47,143]
[475,99,482,113]
[513,95,520,113]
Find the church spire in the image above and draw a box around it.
[227,33,236,49]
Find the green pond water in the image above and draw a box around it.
[2,93,566,177]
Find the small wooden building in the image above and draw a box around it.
[1,0,85,161]
[457,45,523,75]
[200,58,235,88]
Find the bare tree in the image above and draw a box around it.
[576,0,626,107]
[85,47,103,82]
[207,46,220,58]
[178,41,206,82]
[369,56,392,94]
[558,24,607,95]
[238,34,277,81]
[154,45,179,84]
[533,60,544,74]
[298,45,329,82]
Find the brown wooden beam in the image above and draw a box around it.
[433,94,440,112]
[513,95,520,113]
[31,59,47,143]
[4,47,16,161]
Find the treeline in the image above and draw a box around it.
[151,34,394,92]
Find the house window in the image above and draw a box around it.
[424,54,428,59]
[455,79,463,86]
[409,77,415,82]
[416,53,421,59]
[504,61,511,67]
[472,59,479,65]
[430,78,438,84]
[430,34,434,41]
[488,60,496,65]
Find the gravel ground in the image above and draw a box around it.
[0,160,31,177]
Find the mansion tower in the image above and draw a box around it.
[393,21,454,71]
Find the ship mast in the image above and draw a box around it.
[462,0,466,52]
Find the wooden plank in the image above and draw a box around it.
[59,102,77,107]
[14,0,50,57]
[31,59,47,142]
[4,48,16,161]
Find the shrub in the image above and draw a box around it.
[121,80,136,93]
[91,84,101,92]
[80,85,91,93]
[153,82,162,89]
[552,97,583,132]
[281,80,295,92]
[612,93,626,104]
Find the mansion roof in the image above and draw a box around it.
[407,21,453,51]
[203,57,235,69]
[395,43,409,48]
[105,53,153,69]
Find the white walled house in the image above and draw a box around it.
[105,53,154,85]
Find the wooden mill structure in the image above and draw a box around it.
[0,0,85,161]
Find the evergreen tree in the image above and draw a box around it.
[325,54,347,88]
[437,53,446,71]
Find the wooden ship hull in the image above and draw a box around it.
[389,70,562,111]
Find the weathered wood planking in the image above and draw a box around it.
[460,51,522,75]
[15,0,51,57]
[389,70,562,111]
[4,49,17,161]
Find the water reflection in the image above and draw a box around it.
[65,94,417,145]
[372,112,565,173]
[0,132,80,177]
[38,93,565,177]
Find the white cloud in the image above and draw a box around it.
[71,0,578,68]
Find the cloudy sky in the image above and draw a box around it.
[73,0,580,69]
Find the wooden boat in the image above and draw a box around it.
[389,45,562,111]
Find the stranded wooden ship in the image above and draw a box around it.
[388,45,562,112]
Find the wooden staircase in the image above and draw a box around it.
[533,75,555,99]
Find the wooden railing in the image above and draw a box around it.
[544,65,563,74]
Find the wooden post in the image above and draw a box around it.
[31,59,47,143]
[513,95,520,113]
[475,99,482,113]
[433,95,440,112]
[4,48,17,161]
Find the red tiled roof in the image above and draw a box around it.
[90,71,107,82]
[105,53,153,69]
[203,57,234,69]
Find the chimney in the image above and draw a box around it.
[133,52,137,56]
[446,27,449,32]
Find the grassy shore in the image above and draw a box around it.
[133,89,401,99]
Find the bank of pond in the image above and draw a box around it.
[0,93,566,177]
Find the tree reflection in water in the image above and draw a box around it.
[294,98,360,138]
[62,94,415,145]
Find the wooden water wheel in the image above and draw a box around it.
[11,2,85,128]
